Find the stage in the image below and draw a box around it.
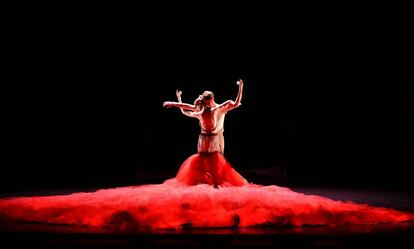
[1,186,412,248]
[6,1,414,248]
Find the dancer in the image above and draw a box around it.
[163,80,247,187]
[0,79,413,230]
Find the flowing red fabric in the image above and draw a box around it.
[0,153,413,230]
[176,152,247,187]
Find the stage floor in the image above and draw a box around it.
[1,186,413,248]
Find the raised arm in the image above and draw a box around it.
[163,101,196,111]
[176,90,201,118]
[234,79,244,107]
[219,79,244,111]
[163,90,202,118]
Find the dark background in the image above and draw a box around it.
[3,2,412,193]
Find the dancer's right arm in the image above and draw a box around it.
[176,90,202,118]
[163,101,196,111]
[180,108,203,118]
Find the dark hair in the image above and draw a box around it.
[201,91,214,101]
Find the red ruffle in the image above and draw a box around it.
[176,152,247,187]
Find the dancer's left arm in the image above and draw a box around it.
[219,79,244,112]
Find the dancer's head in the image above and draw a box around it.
[201,91,215,107]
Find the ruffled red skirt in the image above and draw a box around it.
[0,154,413,230]
[176,152,247,187]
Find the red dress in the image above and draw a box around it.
[176,103,248,187]
[176,152,247,187]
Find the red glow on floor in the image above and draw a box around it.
[1,178,413,230]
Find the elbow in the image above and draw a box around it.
[231,102,241,109]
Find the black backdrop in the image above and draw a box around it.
[3,2,412,193]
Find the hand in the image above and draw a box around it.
[176,90,182,102]
[163,101,173,108]
[237,79,244,87]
